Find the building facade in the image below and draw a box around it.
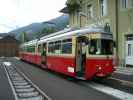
[0,35,19,57]
[61,0,133,67]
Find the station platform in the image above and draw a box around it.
[112,66,133,82]
[115,67,133,75]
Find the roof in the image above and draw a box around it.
[0,33,19,43]
[0,33,9,37]
[60,7,69,13]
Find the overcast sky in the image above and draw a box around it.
[0,0,67,33]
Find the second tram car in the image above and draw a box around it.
[19,26,115,80]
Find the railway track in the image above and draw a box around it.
[2,58,133,100]
[3,62,52,100]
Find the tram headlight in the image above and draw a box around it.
[96,65,102,71]
[98,66,102,70]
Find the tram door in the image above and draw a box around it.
[76,36,87,77]
[41,43,47,65]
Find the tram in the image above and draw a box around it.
[19,26,115,80]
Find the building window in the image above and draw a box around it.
[87,4,93,19]
[121,0,128,8]
[99,0,107,16]
[128,44,132,56]
[131,0,133,7]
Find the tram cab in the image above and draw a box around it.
[74,27,114,79]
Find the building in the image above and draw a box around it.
[60,0,133,67]
[0,34,20,57]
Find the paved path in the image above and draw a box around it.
[0,63,14,100]
[113,67,133,83]
[115,67,133,75]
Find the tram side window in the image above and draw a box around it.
[89,39,98,54]
[54,41,61,54]
[62,39,72,54]
[27,45,35,53]
[38,44,42,53]
[89,39,113,55]
[101,39,113,55]
[32,46,35,52]
[48,41,61,54]
[48,42,54,53]
[23,47,27,52]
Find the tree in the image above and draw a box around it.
[19,32,29,43]
[40,27,57,36]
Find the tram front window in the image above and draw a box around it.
[89,39,113,55]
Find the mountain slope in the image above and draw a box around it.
[10,14,69,41]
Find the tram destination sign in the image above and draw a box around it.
[88,33,112,39]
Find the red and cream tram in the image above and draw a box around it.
[19,26,115,80]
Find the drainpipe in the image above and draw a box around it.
[115,0,119,66]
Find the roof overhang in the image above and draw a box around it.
[60,7,69,13]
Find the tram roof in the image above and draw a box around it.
[21,26,112,46]
[40,27,77,40]
[20,39,38,47]
[38,26,112,44]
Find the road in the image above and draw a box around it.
[0,57,133,100]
